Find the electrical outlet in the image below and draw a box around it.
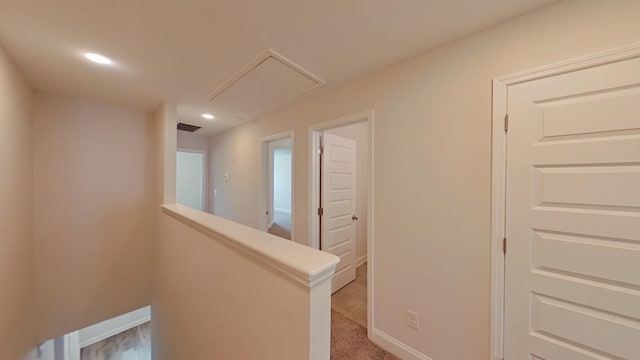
[214,189,218,197]
[406,309,419,330]
[224,173,230,182]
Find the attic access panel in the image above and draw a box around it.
[177,122,201,132]
[208,50,325,118]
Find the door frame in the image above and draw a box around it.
[259,131,295,241]
[490,42,640,360]
[176,148,208,212]
[308,109,374,337]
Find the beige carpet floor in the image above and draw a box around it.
[331,310,399,360]
[332,263,367,327]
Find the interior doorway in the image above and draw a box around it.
[309,110,373,335]
[176,149,207,211]
[260,132,294,240]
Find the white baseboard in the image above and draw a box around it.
[78,306,151,347]
[273,208,292,214]
[355,255,367,267]
[372,328,432,360]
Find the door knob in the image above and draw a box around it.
[352,215,358,221]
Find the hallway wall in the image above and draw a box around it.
[0,42,36,360]
[206,1,640,358]
[209,124,261,228]
[33,93,155,341]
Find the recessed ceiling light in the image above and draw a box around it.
[84,53,113,65]
[202,114,215,120]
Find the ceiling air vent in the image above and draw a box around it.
[208,49,325,118]
[177,122,202,132]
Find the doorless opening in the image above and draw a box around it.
[176,149,207,211]
[259,132,294,241]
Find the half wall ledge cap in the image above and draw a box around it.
[161,204,340,288]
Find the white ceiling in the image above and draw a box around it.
[0,0,556,136]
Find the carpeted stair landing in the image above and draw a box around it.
[331,310,400,360]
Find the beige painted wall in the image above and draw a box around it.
[209,124,261,228]
[206,1,640,358]
[33,93,155,341]
[177,129,209,152]
[151,102,177,360]
[326,122,368,264]
[0,43,36,360]
[154,103,177,208]
[152,208,327,360]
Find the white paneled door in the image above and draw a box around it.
[321,133,357,293]
[504,56,640,359]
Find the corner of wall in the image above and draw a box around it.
[0,41,37,359]
[153,103,177,206]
